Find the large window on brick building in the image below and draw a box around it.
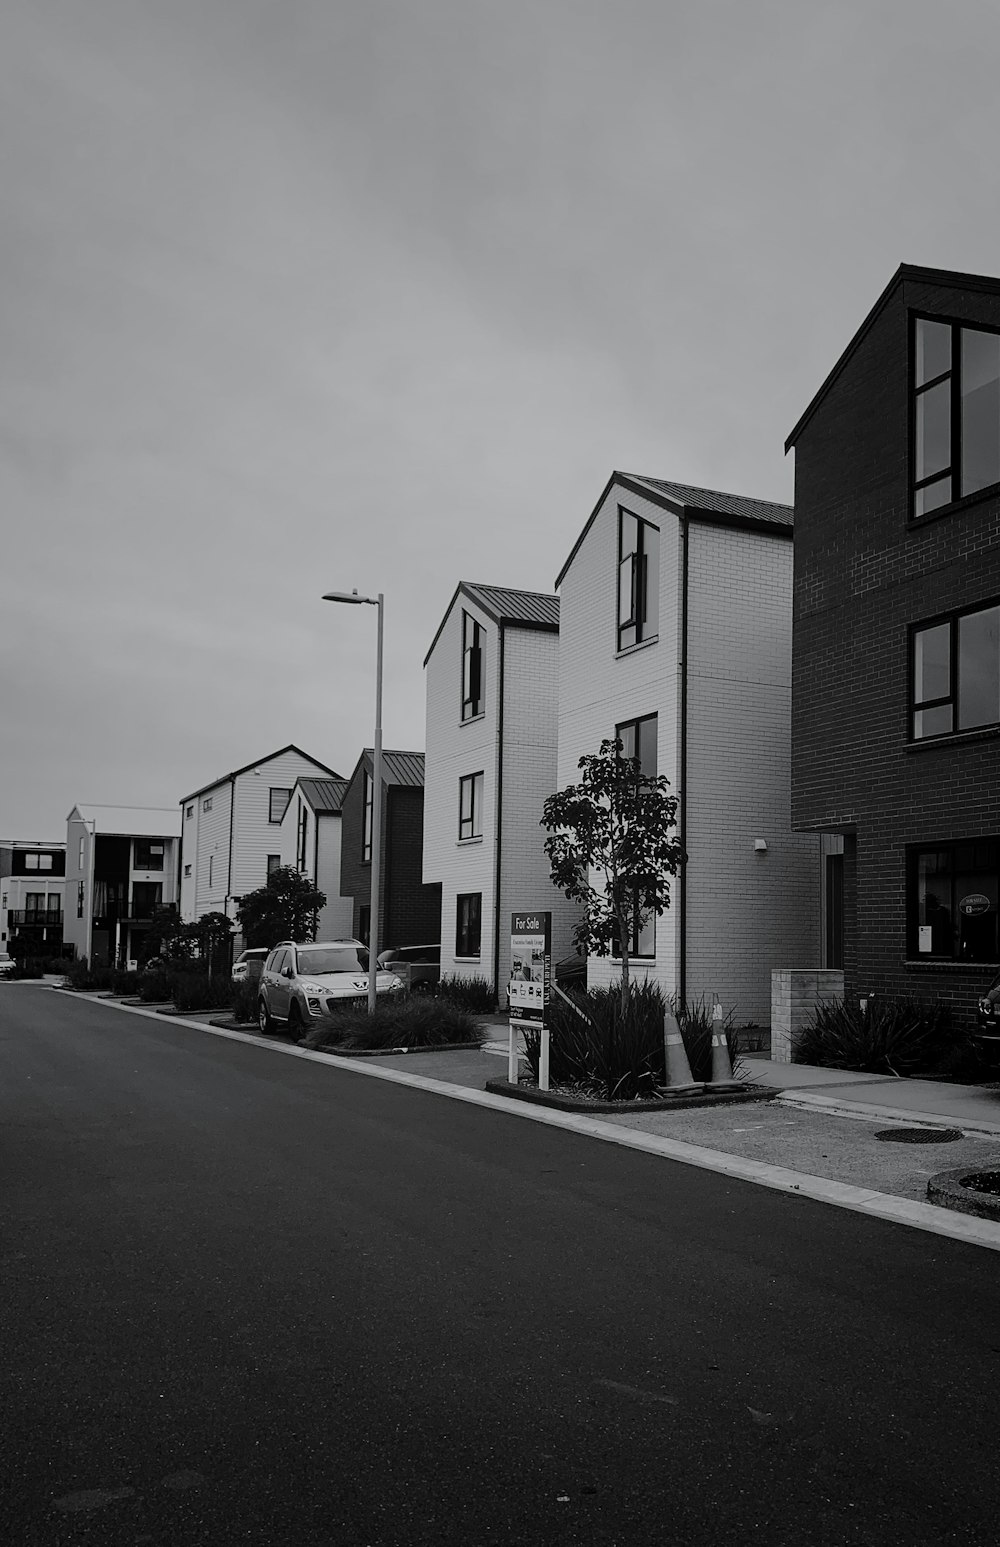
[913,315,1000,517]
[362,771,373,862]
[908,840,1000,961]
[911,601,1000,738]
[462,612,484,721]
[617,508,659,650]
[456,892,482,958]
[612,712,658,958]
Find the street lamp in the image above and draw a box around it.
[322,588,384,1015]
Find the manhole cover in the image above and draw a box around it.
[960,1172,1000,1196]
[874,1127,963,1144]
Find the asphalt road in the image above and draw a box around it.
[3,986,1000,1547]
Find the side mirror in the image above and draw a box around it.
[282,966,294,979]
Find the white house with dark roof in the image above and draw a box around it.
[178,744,339,934]
[555,473,821,1024]
[276,776,353,940]
[423,581,578,992]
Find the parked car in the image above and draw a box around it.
[0,951,15,979]
[975,971,1000,1067]
[232,947,269,984]
[377,944,441,992]
[257,939,402,1036]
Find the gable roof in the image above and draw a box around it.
[785,262,1000,451]
[69,804,182,838]
[346,749,425,793]
[179,744,339,804]
[424,581,559,665]
[294,777,349,814]
[555,471,793,587]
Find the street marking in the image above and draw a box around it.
[596,1379,679,1406]
[58,991,1000,1253]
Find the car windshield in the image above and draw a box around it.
[296,946,368,975]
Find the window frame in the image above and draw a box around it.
[906,838,1000,963]
[909,595,1000,741]
[458,771,484,841]
[616,506,660,652]
[910,310,1000,522]
[362,770,373,863]
[456,892,482,958]
[268,787,292,825]
[461,611,485,721]
[203,796,213,813]
[267,853,281,877]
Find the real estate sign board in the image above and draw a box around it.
[509,911,551,1027]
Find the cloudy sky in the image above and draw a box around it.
[3,0,1000,840]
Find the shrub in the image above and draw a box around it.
[793,995,955,1077]
[138,970,175,1003]
[231,979,260,1025]
[65,961,118,992]
[302,997,482,1052]
[172,974,235,1013]
[436,974,497,1013]
[521,981,744,1101]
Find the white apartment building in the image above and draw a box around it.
[64,805,181,967]
[276,776,354,940]
[423,581,578,992]
[178,744,338,935]
[556,473,821,1024]
[0,840,66,954]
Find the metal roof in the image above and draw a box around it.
[179,744,339,804]
[70,804,182,838]
[423,581,559,664]
[352,749,425,789]
[295,777,349,813]
[555,471,793,588]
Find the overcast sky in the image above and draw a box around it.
[3,0,1000,840]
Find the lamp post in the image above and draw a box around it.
[322,588,384,1015]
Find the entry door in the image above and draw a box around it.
[825,854,844,970]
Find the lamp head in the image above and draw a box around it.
[323,588,373,605]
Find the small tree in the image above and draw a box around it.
[144,905,193,963]
[541,738,683,1009]
[188,912,234,975]
[236,866,327,949]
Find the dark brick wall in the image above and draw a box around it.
[339,774,441,949]
[791,276,1000,1027]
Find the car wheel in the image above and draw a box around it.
[287,1002,305,1040]
[258,998,273,1034]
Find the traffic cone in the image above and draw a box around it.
[708,1002,742,1090]
[662,1009,704,1094]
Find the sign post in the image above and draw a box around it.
[509,912,552,1090]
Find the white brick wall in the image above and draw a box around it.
[685,523,820,1023]
[557,479,820,1021]
[424,596,497,982]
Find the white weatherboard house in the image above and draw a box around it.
[556,473,820,1025]
[178,745,339,938]
[423,581,579,993]
[276,776,354,941]
[64,805,181,967]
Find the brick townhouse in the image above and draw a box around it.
[556,472,821,1025]
[787,263,1000,1029]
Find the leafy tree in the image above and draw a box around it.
[236,866,327,949]
[188,912,234,975]
[541,738,683,1009]
[143,905,193,963]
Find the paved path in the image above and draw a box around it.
[5,985,1000,1545]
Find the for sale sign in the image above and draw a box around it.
[509,912,551,1025]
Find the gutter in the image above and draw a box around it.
[492,624,505,997]
[678,512,689,1010]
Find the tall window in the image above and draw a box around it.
[267,854,281,876]
[617,508,660,651]
[203,796,213,813]
[456,893,482,957]
[208,855,213,888]
[913,315,1000,517]
[269,788,291,824]
[186,804,194,820]
[909,840,999,961]
[911,601,1000,738]
[613,713,658,958]
[362,771,373,862]
[297,802,309,870]
[462,611,484,720]
[459,772,484,840]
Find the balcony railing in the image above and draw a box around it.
[9,909,63,927]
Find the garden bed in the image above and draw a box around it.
[926,1166,1000,1222]
[484,1078,777,1114]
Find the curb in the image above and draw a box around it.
[778,1089,1000,1140]
[484,1079,778,1114]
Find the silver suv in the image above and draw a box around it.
[257,939,402,1037]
